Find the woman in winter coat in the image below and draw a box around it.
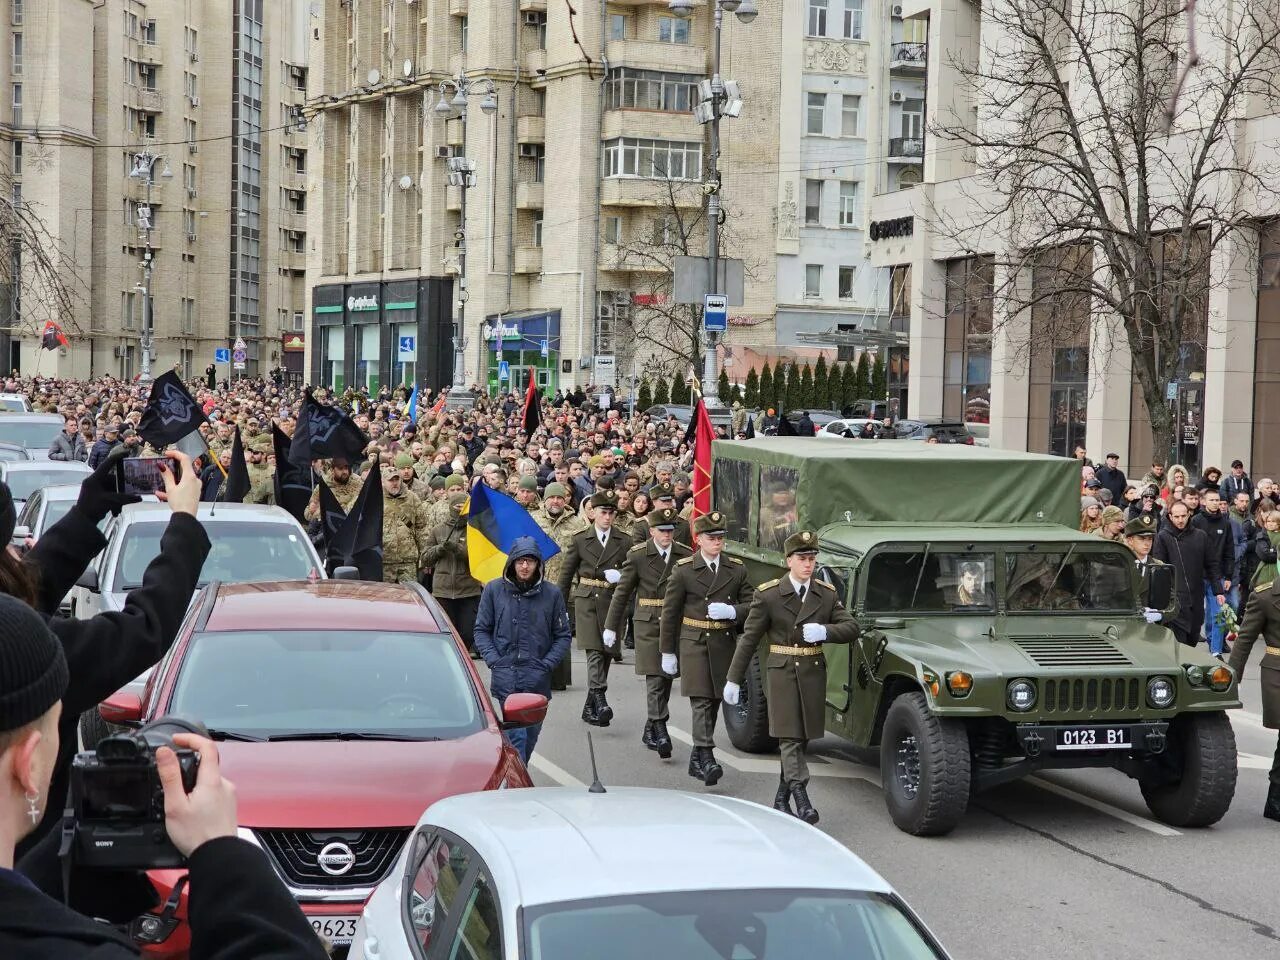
[1252,509,1280,588]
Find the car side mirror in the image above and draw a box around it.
[10,523,28,544]
[75,567,99,592]
[332,565,360,580]
[98,691,143,726]
[501,692,549,730]
[1145,565,1174,612]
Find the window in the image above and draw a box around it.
[605,68,699,113]
[185,118,197,145]
[804,179,822,225]
[533,217,543,247]
[10,139,19,177]
[805,264,822,298]
[11,33,20,76]
[657,16,690,44]
[10,82,19,125]
[185,71,198,99]
[603,215,622,245]
[288,64,307,91]
[651,215,675,246]
[806,92,825,134]
[11,1,21,27]
[839,181,857,226]
[759,465,800,551]
[409,837,473,955]
[286,189,306,214]
[448,876,501,960]
[943,256,994,427]
[603,137,702,180]
[181,298,195,333]
[609,14,628,40]
[807,0,829,36]
[122,291,137,330]
[123,11,138,38]
[184,163,196,193]
[184,26,197,54]
[139,112,156,137]
[865,551,997,613]
[287,230,305,253]
[840,94,860,136]
[712,457,751,542]
[183,209,196,236]
[139,64,157,90]
[140,18,156,44]
[901,97,925,138]
[839,266,855,299]
[460,15,468,51]
[842,0,864,39]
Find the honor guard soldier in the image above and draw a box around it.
[1229,578,1280,821]
[725,530,859,824]
[660,510,753,786]
[556,488,633,727]
[603,507,692,759]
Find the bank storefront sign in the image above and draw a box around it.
[482,321,521,341]
[347,294,379,311]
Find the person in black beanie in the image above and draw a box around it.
[0,594,329,960]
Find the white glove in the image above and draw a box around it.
[1143,608,1163,624]
[707,602,736,621]
[602,628,617,648]
[803,623,828,644]
[661,653,679,676]
[723,682,741,705]
[604,568,622,584]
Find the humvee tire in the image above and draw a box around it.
[881,692,971,836]
[1139,711,1237,827]
[723,652,777,754]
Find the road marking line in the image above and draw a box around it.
[528,754,586,789]
[1239,752,1273,770]
[1025,776,1181,837]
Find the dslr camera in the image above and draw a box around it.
[64,716,205,870]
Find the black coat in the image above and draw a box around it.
[1094,464,1128,503]
[1191,509,1236,586]
[0,838,328,960]
[1153,522,1221,633]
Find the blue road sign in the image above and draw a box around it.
[703,294,728,332]
[214,347,231,363]
[498,359,510,381]
[540,338,549,358]
[398,335,416,354]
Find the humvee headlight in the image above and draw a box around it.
[1147,676,1176,708]
[946,671,974,698]
[1006,679,1036,712]
[1208,665,1233,691]
[1184,665,1205,687]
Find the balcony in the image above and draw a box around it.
[516,181,544,209]
[608,0,705,8]
[514,246,542,274]
[446,121,464,147]
[129,87,165,112]
[283,84,306,106]
[282,168,307,192]
[889,42,928,71]
[279,249,307,272]
[599,243,663,274]
[888,136,924,162]
[601,108,699,142]
[600,177,702,208]
[448,0,468,16]
[135,41,162,65]
[523,47,546,76]
[516,115,545,143]
[605,39,706,75]
[278,209,307,231]
[519,0,546,9]
[129,226,162,247]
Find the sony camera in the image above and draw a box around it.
[64,716,205,870]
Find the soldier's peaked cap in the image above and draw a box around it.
[589,489,618,509]
[784,530,820,557]
[650,507,680,531]
[1124,514,1157,537]
[693,512,727,536]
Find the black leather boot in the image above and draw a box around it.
[688,746,706,781]
[581,691,600,726]
[790,783,819,825]
[702,748,723,787]
[652,719,673,759]
[641,720,657,750]
[595,688,614,726]
[773,777,792,815]
[1265,782,1280,822]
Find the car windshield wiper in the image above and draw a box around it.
[206,729,266,742]
[263,731,441,742]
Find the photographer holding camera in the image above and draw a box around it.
[0,596,328,959]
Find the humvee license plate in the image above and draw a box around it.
[1056,726,1132,750]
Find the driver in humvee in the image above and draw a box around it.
[1008,559,1081,611]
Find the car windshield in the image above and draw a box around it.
[114,521,317,589]
[1006,550,1135,612]
[865,551,998,612]
[3,467,88,500]
[168,630,483,739]
[0,398,28,412]
[41,498,80,533]
[0,420,60,448]
[522,889,943,960]
[0,446,28,461]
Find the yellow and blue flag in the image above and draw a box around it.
[465,482,561,583]
[404,383,420,425]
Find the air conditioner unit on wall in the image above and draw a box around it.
[518,143,540,158]
[523,12,543,26]
[435,145,452,159]
[113,345,127,358]
[891,90,906,102]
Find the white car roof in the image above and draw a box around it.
[35,483,83,500]
[423,787,890,907]
[116,502,302,524]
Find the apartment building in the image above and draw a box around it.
[305,0,781,395]
[1,0,309,380]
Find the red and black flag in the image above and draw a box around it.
[41,321,69,351]
[520,376,542,435]
[682,385,714,533]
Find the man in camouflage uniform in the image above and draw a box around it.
[515,474,541,511]
[381,464,428,583]
[428,474,467,528]
[422,491,484,655]
[395,452,430,498]
[534,482,586,587]
[245,434,276,504]
[304,456,364,520]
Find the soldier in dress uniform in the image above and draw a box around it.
[1125,514,1170,619]
[603,506,692,759]
[725,530,858,824]
[659,511,753,786]
[1229,577,1280,821]
[555,489,633,726]
[632,482,691,544]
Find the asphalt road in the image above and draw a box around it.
[512,645,1280,960]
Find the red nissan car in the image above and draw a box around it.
[95,580,543,958]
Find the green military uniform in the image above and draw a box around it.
[245,435,275,505]
[533,486,588,589]
[306,464,365,520]
[555,489,633,726]
[1228,578,1280,819]
[659,511,753,785]
[728,529,859,822]
[381,475,428,583]
[422,493,484,654]
[604,507,691,757]
[634,482,691,545]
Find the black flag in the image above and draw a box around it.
[744,415,755,439]
[138,371,205,449]
[289,389,368,467]
[223,426,251,503]
[323,471,383,580]
[520,376,541,435]
[317,480,348,553]
[272,424,313,525]
[776,406,798,437]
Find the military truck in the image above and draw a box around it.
[713,439,1241,836]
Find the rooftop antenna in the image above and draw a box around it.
[586,732,607,794]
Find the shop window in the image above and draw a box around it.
[712,457,751,542]
[758,465,799,553]
[943,256,992,425]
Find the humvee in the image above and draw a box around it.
[712,439,1240,835]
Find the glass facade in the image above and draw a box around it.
[482,311,561,395]
[229,0,264,375]
[943,257,992,425]
[356,324,379,391]
[323,325,344,391]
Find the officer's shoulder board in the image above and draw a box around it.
[676,555,696,565]
[727,556,744,565]
[628,542,647,554]
[1256,580,1272,593]
[817,579,836,591]
[758,578,781,591]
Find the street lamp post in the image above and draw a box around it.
[671,0,756,408]
[433,74,497,405]
[128,150,173,383]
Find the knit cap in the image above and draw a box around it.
[0,594,68,732]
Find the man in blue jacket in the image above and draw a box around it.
[474,536,571,763]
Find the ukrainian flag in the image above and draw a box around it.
[404,383,420,425]
[464,482,561,583]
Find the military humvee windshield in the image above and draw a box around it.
[1006,550,1135,612]
[865,551,998,612]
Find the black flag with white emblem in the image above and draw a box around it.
[272,424,314,525]
[138,371,205,449]
[289,389,368,467]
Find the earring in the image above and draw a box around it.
[24,791,41,825]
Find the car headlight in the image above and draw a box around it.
[1184,665,1205,686]
[1147,676,1176,708]
[1006,679,1037,712]
[1208,665,1233,691]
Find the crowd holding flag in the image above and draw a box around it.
[465,482,560,583]
[271,424,313,525]
[520,377,542,435]
[223,426,251,504]
[289,388,369,467]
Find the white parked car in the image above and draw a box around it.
[815,417,887,440]
[349,787,953,960]
[0,459,93,509]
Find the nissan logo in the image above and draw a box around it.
[317,841,357,877]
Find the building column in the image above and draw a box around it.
[1085,294,1133,471]
[1202,227,1259,472]
[907,256,945,419]
[988,263,1030,450]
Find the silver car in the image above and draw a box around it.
[0,460,92,510]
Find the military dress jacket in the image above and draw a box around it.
[555,526,634,652]
[605,538,693,676]
[659,553,753,699]
[728,577,859,740]
[1228,578,1280,729]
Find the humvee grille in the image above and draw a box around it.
[1042,677,1141,714]
[1012,636,1132,667]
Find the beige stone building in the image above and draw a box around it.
[304,0,780,396]
[2,0,310,380]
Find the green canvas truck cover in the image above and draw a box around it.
[711,439,1080,551]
